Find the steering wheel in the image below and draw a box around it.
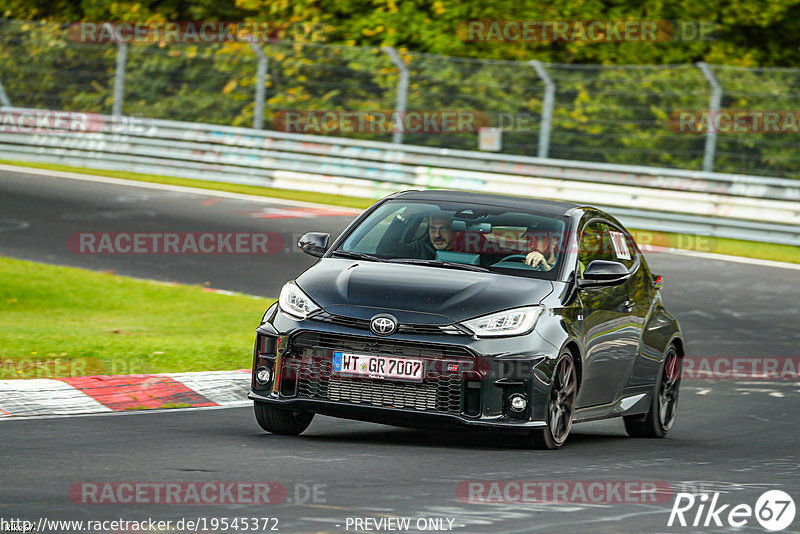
[491,254,529,266]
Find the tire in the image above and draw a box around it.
[624,345,681,438]
[254,402,314,435]
[526,350,577,450]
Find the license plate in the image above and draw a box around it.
[333,351,424,382]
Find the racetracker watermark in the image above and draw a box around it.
[2,358,101,378]
[457,481,674,504]
[669,110,800,134]
[0,357,153,378]
[69,482,326,505]
[67,232,284,255]
[458,20,718,42]
[273,111,493,134]
[442,229,718,256]
[0,110,149,134]
[681,357,800,380]
[273,111,571,134]
[68,21,324,43]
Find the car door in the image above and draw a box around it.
[615,229,651,387]
[574,221,641,408]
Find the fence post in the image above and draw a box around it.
[530,60,555,159]
[382,46,409,144]
[697,62,722,173]
[112,41,128,117]
[249,40,268,130]
[0,77,10,107]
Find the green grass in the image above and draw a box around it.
[628,230,800,264]
[2,159,798,264]
[0,256,273,378]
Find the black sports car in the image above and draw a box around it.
[249,190,684,449]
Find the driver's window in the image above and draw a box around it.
[578,222,616,276]
[343,204,406,253]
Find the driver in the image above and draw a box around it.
[522,226,560,271]
[376,208,454,259]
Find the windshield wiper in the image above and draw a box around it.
[389,258,489,272]
[330,250,387,262]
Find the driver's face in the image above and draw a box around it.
[429,217,453,250]
[526,233,551,252]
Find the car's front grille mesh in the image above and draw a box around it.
[288,332,472,414]
[318,378,437,411]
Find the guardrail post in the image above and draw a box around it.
[530,60,555,159]
[112,41,128,116]
[0,77,11,107]
[249,40,268,130]
[697,62,722,173]
[382,46,409,144]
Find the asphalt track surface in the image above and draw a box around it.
[1,168,799,533]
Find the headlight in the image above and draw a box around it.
[460,306,543,338]
[278,281,320,320]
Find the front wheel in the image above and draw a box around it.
[526,350,577,450]
[254,402,314,435]
[624,345,681,438]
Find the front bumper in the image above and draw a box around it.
[249,305,560,430]
[248,390,547,431]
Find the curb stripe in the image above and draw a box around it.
[59,376,216,411]
[167,371,251,405]
[250,207,358,219]
[0,379,112,416]
[0,370,255,418]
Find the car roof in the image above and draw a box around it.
[391,189,584,216]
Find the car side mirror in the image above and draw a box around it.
[298,232,330,258]
[578,260,631,287]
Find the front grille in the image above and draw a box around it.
[311,311,464,335]
[287,332,475,415]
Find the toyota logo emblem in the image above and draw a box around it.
[370,315,397,336]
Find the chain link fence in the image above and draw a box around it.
[2,19,799,179]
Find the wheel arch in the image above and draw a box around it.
[562,339,583,394]
[669,335,685,358]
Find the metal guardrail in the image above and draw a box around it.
[0,108,798,245]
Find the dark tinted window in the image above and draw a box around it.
[338,200,568,279]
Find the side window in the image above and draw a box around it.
[578,222,616,276]
[343,204,406,253]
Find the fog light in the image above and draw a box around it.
[255,367,272,385]
[508,393,527,412]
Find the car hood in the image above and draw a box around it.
[296,258,554,325]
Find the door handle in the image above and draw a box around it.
[623,299,634,311]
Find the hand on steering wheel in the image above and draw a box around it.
[525,250,548,269]
[492,253,552,271]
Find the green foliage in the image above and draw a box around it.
[2,1,800,177]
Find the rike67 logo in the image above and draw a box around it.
[668,490,796,531]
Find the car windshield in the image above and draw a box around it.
[336,199,568,279]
